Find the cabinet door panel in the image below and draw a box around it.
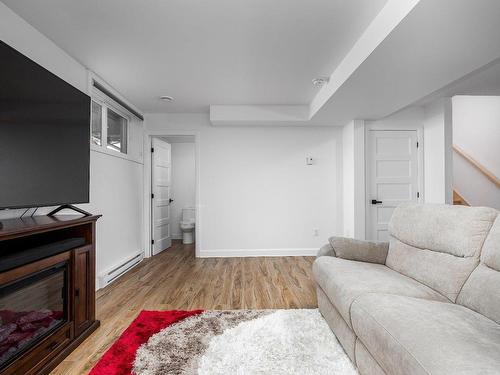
[73,246,91,336]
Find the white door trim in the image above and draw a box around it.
[365,123,424,239]
[143,130,201,258]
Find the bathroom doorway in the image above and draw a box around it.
[145,132,200,258]
[151,137,172,255]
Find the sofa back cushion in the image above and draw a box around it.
[480,215,500,270]
[386,204,498,301]
[457,216,500,324]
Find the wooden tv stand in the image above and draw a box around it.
[0,214,101,375]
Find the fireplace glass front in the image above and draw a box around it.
[0,264,67,368]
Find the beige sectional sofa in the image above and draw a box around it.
[313,204,500,375]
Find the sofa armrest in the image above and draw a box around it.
[317,237,389,264]
[317,243,336,257]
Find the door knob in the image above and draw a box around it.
[371,199,383,205]
[169,198,174,204]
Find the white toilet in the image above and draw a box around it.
[180,207,195,244]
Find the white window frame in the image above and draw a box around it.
[87,72,144,164]
[90,92,132,160]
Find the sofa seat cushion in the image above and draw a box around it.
[312,257,447,328]
[351,294,500,375]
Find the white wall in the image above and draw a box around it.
[452,96,500,177]
[86,153,144,276]
[342,120,365,239]
[423,99,453,204]
[146,114,342,256]
[452,96,500,208]
[169,142,196,239]
[0,4,144,286]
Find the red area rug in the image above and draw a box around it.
[89,310,202,375]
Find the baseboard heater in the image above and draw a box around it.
[98,250,144,289]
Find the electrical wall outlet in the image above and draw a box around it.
[313,228,319,236]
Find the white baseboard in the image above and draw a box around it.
[198,248,318,258]
[171,234,183,240]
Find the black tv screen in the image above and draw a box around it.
[0,40,90,209]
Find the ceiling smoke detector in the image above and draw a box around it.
[159,95,174,102]
[312,77,329,87]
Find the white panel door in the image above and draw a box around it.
[367,130,419,241]
[152,138,172,255]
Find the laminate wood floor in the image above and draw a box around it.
[51,241,317,374]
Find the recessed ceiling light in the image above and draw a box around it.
[312,77,329,87]
[159,95,174,102]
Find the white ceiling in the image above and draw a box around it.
[1,0,388,113]
[416,59,500,106]
[209,0,500,126]
[310,0,500,125]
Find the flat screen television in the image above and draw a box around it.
[0,40,90,210]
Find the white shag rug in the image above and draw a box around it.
[198,310,357,375]
[133,309,357,375]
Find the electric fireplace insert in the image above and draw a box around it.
[0,264,67,369]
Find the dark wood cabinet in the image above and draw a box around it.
[0,215,101,375]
